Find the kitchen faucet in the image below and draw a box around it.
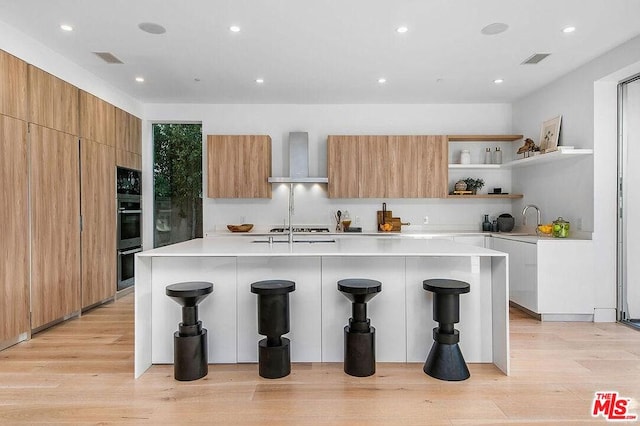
[522,204,541,228]
[288,183,294,244]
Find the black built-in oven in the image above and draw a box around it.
[117,194,142,249]
[116,167,142,290]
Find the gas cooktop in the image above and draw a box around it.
[269,227,330,233]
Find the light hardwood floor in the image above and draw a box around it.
[1,293,639,425]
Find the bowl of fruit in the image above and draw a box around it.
[537,224,553,237]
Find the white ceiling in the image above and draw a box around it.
[1,0,639,104]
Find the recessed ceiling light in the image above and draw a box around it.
[378,78,387,84]
[138,22,166,35]
[135,77,145,83]
[562,26,576,33]
[396,26,408,33]
[230,25,241,33]
[60,24,73,32]
[481,23,509,35]
[256,78,264,84]
[494,79,504,84]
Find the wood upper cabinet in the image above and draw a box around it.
[116,149,142,170]
[416,135,447,198]
[0,115,29,342]
[30,124,81,330]
[28,65,79,135]
[0,50,28,121]
[207,135,272,198]
[115,107,142,154]
[358,136,389,198]
[327,135,447,198]
[79,90,115,146]
[327,136,360,198]
[81,138,116,308]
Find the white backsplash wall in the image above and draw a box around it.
[144,103,515,231]
[216,183,515,231]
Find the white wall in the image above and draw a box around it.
[144,103,516,232]
[512,35,640,320]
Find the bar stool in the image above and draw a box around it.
[422,278,470,381]
[250,280,295,379]
[165,281,213,381]
[338,278,382,377]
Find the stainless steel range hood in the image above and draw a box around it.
[268,132,328,183]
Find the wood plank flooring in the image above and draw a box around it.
[1,293,639,424]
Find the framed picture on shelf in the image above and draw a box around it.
[539,115,562,153]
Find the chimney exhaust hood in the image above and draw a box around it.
[268,132,328,183]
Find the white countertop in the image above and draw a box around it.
[139,236,507,258]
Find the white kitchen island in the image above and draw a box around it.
[134,237,509,377]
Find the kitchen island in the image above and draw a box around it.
[134,237,509,378]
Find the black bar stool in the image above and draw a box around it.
[165,281,213,381]
[338,278,382,377]
[250,280,296,379]
[422,278,470,381]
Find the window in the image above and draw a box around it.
[153,123,203,247]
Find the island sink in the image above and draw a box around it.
[252,239,336,244]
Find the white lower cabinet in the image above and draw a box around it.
[491,238,537,312]
[490,237,595,320]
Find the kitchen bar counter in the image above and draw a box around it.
[134,237,509,378]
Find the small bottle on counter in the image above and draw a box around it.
[482,214,492,232]
[484,147,492,164]
[493,147,502,164]
[491,219,499,232]
[460,149,471,164]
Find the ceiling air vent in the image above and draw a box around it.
[93,52,124,64]
[521,53,551,65]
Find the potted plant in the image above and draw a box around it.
[463,177,485,194]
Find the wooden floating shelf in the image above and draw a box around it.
[447,134,524,142]
[446,194,524,199]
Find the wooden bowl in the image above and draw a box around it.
[227,224,254,232]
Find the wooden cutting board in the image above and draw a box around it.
[377,210,392,226]
[389,217,402,231]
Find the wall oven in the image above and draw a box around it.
[116,167,142,291]
[117,194,142,250]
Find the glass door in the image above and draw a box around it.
[618,75,640,327]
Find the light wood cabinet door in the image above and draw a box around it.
[416,135,447,198]
[207,135,271,198]
[388,136,419,198]
[81,138,116,308]
[28,65,78,135]
[115,107,142,155]
[0,50,28,121]
[116,149,142,170]
[30,124,81,330]
[79,90,115,146]
[327,136,360,198]
[0,115,29,341]
[358,136,388,198]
